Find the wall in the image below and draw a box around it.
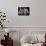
[0,0,46,27]
[0,0,46,46]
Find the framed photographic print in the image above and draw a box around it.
[18,7,30,16]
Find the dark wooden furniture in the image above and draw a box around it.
[1,33,13,46]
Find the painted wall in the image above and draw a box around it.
[0,0,46,46]
[0,0,46,27]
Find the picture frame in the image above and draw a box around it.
[18,7,30,16]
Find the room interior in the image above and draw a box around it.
[0,0,46,46]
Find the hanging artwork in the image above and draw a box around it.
[18,7,30,16]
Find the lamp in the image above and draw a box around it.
[5,29,9,33]
[5,29,10,37]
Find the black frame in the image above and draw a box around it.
[18,7,30,16]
